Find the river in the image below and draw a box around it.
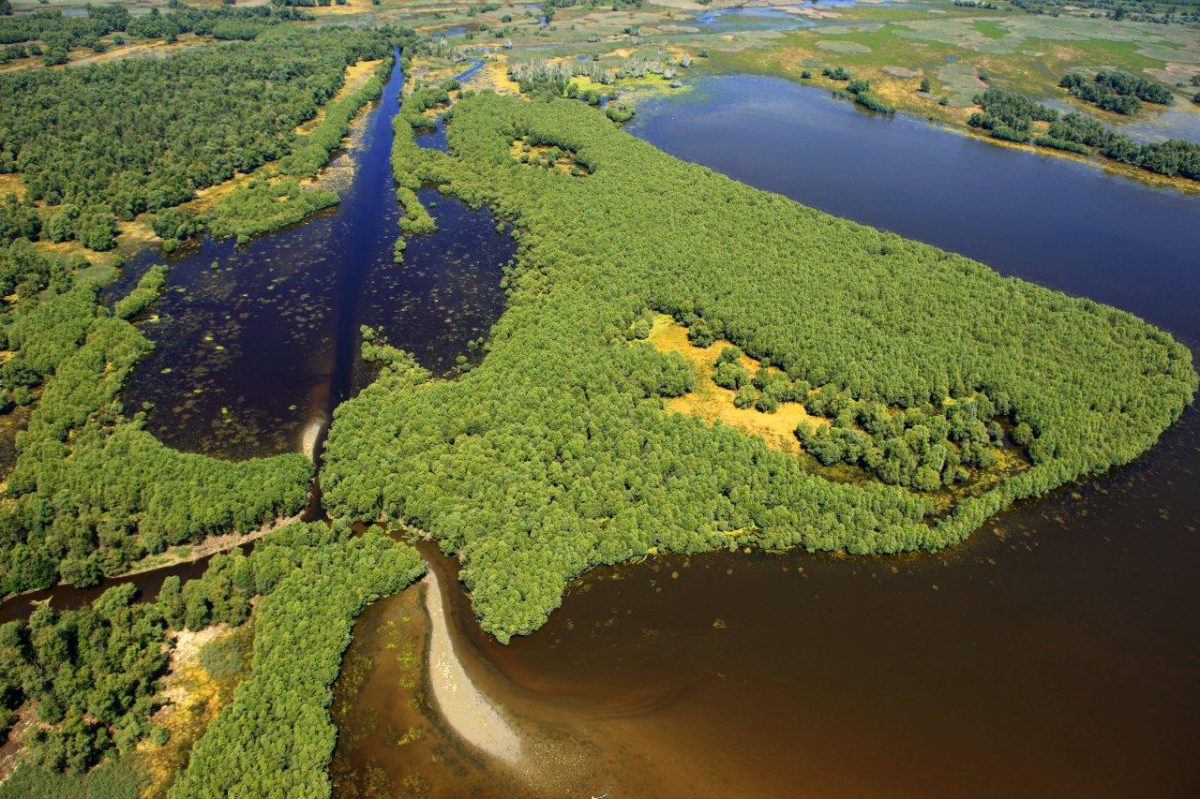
[330,75,1200,797]
[0,53,514,622]
[3,63,1197,795]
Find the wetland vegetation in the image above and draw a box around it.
[0,0,1196,795]
[323,91,1195,642]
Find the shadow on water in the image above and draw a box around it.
[328,74,1200,797]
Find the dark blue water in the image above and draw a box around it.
[112,54,514,459]
[629,74,1200,342]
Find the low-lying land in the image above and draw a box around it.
[324,92,1196,644]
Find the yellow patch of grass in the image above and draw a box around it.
[0,173,27,200]
[647,314,827,454]
[510,136,592,175]
[476,58,521,95]
[138,625,248,798]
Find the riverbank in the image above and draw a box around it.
[0,513,302,621]
[423,567,524,765]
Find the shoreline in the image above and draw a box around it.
[691,66,1200,196]
[0,513,301,614]
[422,567,524,766]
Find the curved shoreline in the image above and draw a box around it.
[422,567,524,765]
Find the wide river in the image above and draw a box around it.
[3,65,1197,796]
[334,75,1200,798]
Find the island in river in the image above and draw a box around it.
[0,2,1197,798]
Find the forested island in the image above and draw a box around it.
[324,90,1195,642]
[0,0,1195,796]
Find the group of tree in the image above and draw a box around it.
[1059,70,1174,115]
[0,194,115,252]
[838,78,896,115]
[0,519,425,799]
[321,92,1195,644]
[971,86,1200,180]
[0,583,170,772]
[0,26,396,242]
[797,388,1021,492]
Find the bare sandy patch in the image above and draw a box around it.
[0,174,26,200]
[118,513,302,579]
[424,568,523,765]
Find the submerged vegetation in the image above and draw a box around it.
[323,93,1195,643]
[0,244,311,597]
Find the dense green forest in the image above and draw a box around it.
[0,6,311,66]
[323,93,1195,642]
[0,243,311,597]
[0,25,395,242]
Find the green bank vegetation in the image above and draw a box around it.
[323,93,1195,643]
[0,244,311,598]
[0,520,423,799]
[972,86,1200,179]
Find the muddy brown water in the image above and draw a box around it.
[3,69,1197,796]
[330,76,1200,797]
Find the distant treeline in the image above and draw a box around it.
[1008,0,1200,25]
[970,86,1200,181]
[0,5,311,65]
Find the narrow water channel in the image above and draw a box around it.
[0,54,514,622]
[329,75,1200,797]
[108,53,513,462]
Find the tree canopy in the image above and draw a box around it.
[322,92,1195,642]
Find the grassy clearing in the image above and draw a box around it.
[137,624,254,799]
[648,314,828,455]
